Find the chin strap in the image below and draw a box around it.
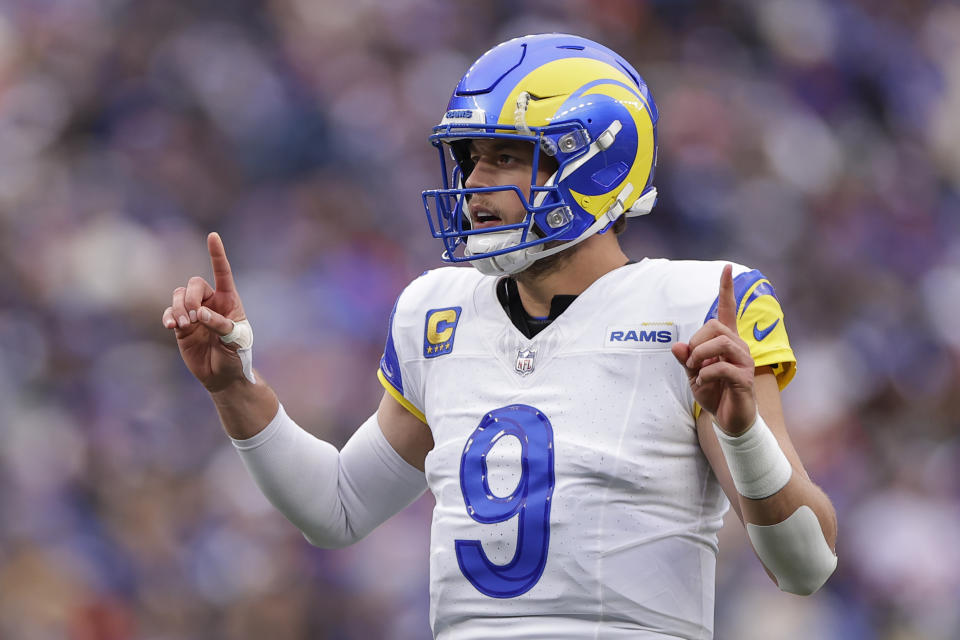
[465,187,659,276]
[465,229,536,276]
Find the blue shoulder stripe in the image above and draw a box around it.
[379,296,403,394]
[703,269,779,324]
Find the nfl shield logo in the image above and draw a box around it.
[515,348,536,376]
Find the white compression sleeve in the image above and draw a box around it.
[747,505,838,596]
[714,414,837,595]
[231,404,427,548]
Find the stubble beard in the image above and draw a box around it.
[513,238,583,285]
[468,194,582,284]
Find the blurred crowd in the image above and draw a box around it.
[0,0,958,638]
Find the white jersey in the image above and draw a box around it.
[378,259,796,640]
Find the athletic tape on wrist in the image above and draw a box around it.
[220,318,255,384]
[713,413,792,499]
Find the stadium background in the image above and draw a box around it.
[1,0,958,637]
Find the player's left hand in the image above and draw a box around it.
[671,264,757,435]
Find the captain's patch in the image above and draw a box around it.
[424,307,462,358]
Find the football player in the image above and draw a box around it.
[163,34,837,639]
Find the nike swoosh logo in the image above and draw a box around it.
[753,318,780,342]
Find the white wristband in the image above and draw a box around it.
[713,413,792,499]
[220,318,255,384]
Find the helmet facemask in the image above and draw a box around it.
[422,119,583,276]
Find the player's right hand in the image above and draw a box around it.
[162,232,250,393]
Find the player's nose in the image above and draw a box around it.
[464,161,492,189]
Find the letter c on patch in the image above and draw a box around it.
[428,309,458,343]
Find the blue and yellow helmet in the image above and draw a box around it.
[421,33,659,275]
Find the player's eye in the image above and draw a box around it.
[498,154,517,166]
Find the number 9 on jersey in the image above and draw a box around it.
[455,404,556,598]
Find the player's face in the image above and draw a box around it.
[462,139,557,229]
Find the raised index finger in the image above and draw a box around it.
[207,232,236,293]
[716,264,738,330]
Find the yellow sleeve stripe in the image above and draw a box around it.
[377,368,427,424]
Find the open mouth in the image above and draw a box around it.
[470,206,502,228]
